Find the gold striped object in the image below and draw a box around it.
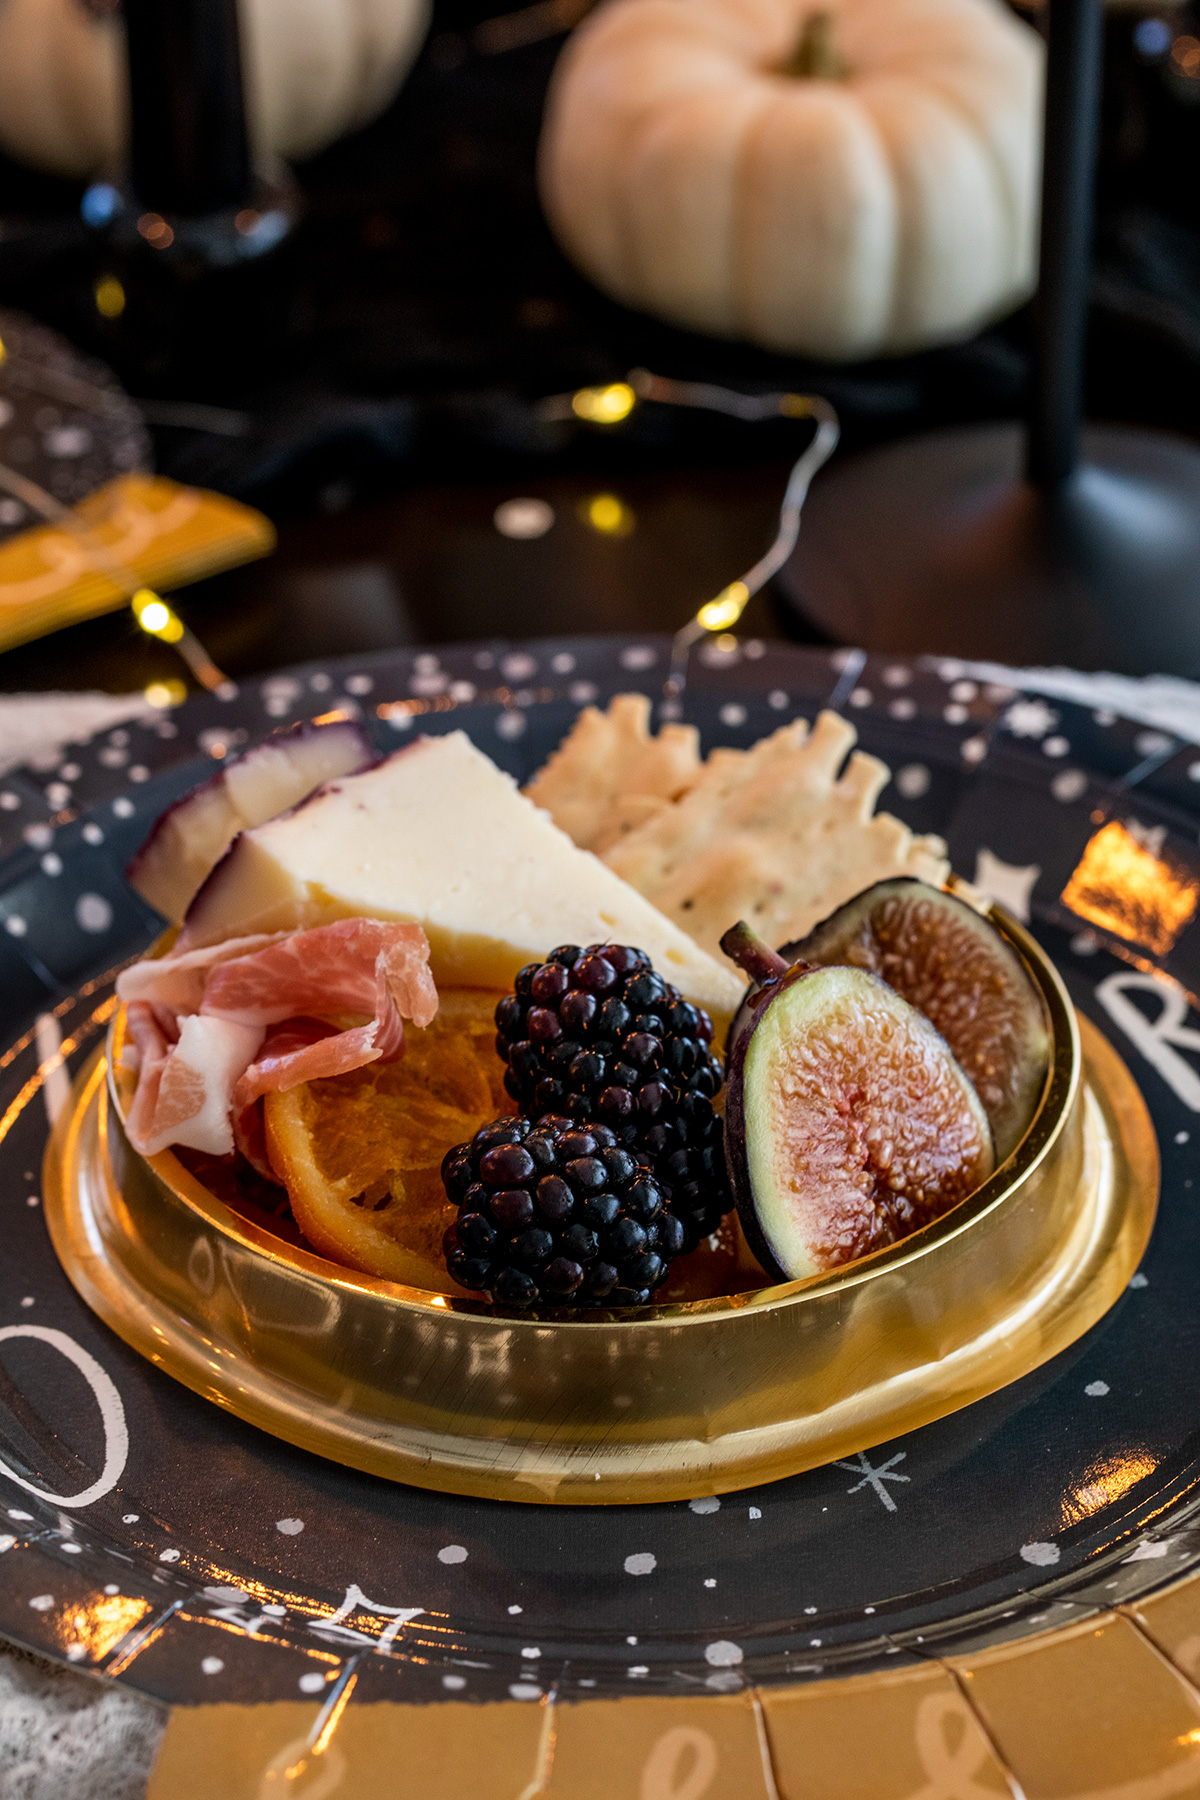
[145,1603,1200,1800]
[0,473,275,652]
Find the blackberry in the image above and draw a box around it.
[442,1116,679,1307]
[494,944,732,1247]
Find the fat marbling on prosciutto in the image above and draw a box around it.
[116,919,439,1158]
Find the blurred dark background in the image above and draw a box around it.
[1,0,1198,688]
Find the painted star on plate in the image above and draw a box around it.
[1004,698,1059,739]
[1127,818,1167,857]
[973,849,1041,923]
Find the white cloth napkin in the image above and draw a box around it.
[961,662,1200,747]
[0,693,155,778]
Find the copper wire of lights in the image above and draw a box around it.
[544,369,841,698]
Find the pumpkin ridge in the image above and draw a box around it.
[732,82,898,358]
[864,66,1027,324]
[909,65,1037,284]
[727,78,800,343]
[628,80,773,335]
[857,75,1012,349]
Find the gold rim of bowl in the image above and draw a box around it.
[43,909,1160,1503]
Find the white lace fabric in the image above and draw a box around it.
[0,1646,164,1800]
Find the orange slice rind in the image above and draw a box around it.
[263,987,512,1290]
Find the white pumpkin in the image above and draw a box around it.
[539,0,1044,361]
[0,0,430,179]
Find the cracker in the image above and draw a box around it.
[601,710,948,960]
[525,693,702,853]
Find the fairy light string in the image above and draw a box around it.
[553,369,840,701]
[0,459,228,695]
[1,339,836,709]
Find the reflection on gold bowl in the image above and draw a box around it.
[43,912,1158,1505]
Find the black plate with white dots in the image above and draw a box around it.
[0,635,1198,1706]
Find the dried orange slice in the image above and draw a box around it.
[263,988,512,1289]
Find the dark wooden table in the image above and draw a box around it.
[0,459,803,695]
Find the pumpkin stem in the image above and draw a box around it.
[778,11,848,80]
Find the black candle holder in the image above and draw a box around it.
[81,0,301,393]
[776,0,1200,677]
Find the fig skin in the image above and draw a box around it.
[782,879,1049,1165]
[721,923,995,1283]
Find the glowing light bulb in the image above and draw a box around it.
[571,383,637,426]
[696,582,750,633]
[581,493,635,537]
[143,678,187,709]
[132,590,185,643]
[94,276,126,320]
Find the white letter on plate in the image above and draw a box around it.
[1096,973,1200,1112]
[0,1327,129,1507]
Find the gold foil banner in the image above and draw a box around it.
[1062,820,1200,957]
[0,473,274,652]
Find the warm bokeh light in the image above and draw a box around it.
[697,581,751,632]
[94,275,126,319]
[144,677,188,708]
[1062,819,1200,956]
[132,589,186,644]
[1172,33,1200,74]
[581,493,635,537]
[571,382,637,426]
[59,1592,152,1662]
[0,336,6,366]
[137,212,175,249]
[136,599,170,633]
[1060,1450,1157,1525]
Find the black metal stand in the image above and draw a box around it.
[125,0,253,217]
[111,0,299,267]
[85,0,300,392]
[777,0,1200,677]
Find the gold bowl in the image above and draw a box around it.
[43,911,1159,1504]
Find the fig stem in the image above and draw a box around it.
[720,920,791,984]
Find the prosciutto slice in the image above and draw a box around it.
[233,1017,337,1178]
[118,920,438,1158]
[122,1001,174,1156]
[117,933,288,1013]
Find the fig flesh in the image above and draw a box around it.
[783,879,1048,1165]
[722,924,995,1282]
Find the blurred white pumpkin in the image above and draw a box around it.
[539,0,1044,361]
[0,0,431,179]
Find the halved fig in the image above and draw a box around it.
[127,719,376,923]
[783,879,1049,1165]
[722,923,995,1282]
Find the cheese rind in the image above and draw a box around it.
[180,732,745,1022]
[127,719,375,923]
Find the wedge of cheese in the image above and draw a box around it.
[180,731,745,1023]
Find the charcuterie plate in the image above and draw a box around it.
[1,636,1199,1798]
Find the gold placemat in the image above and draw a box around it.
[146,1569,1200,1800]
